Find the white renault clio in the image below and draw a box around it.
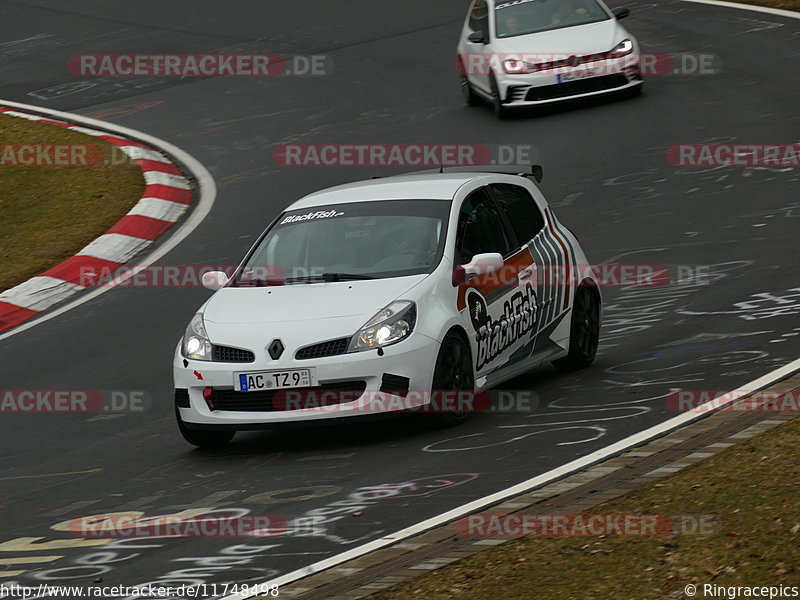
[457,0,643,118]
[174,169,601,447]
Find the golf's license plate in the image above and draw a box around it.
[558,69,596,83]
[237,369,314,392]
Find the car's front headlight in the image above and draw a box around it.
[503,58,537,74]
[349,301,417,352]
[609,39,634,58]
[181,312,212,361]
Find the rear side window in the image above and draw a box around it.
[456,188,513,264]
[490,183,545,246]
[469,0,490,31]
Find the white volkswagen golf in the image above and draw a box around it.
[457,0,643,118]
[174,168,601,447]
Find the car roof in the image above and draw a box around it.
[287,173,487,210]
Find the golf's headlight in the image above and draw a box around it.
[349,301,417,352]
[609,39,634,58]
[503,58,537,74]
[182,313,212,361]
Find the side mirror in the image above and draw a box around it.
[202,271,230,291]
[532,165,544,183]
[612,7,630,19]
[464,253,504,278]
[468,30,488,44]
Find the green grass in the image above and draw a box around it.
[0,114,145,292]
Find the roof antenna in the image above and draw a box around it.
[439,164,444,174]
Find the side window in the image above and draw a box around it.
[469,0,489,31]
[490,183,545,246]
[456,189,513,264]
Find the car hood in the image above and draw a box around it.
[203,275,427,325]
[493,20,624,56]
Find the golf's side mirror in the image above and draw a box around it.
[468,30,488,44]
[612,7,631,19]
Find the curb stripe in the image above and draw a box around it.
[0,106,194,331]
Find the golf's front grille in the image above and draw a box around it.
[210,380,367,412]
[296,337,350,360]
[525,75,629,101]
[212,345,255,363]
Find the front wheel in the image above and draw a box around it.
[489,74,508,120]
[553,285,600,371]
[176,407,235,448]
[459,67,481,106]
[426,331,475,427]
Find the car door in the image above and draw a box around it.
[454,187,538,380]
[490,181,576,352]
[461,0,492,95]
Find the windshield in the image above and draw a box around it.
[236,199,451,285]
[495,0,610,38]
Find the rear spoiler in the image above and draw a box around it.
[403,164,544,183]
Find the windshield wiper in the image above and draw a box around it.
[235,277,285,287]
[285,272,377,283]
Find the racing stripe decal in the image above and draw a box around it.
[544,209,572,311]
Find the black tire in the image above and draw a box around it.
[458,59,481,106]
[460,73,481,106]
[553,285,600,371]
[489,73,508,120]
[176,407,235,448]
[426,331,475,427]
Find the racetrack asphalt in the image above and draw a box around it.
[0,0,798,595]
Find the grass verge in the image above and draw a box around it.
[733,0,798,11]
[0,114,145,292]
[368,417,800,599]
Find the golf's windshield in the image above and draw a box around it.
[236,199,451,285]
[495,0,610,38]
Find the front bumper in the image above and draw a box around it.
[173,332,440,426]
[496,59,642,107]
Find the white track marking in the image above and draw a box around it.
[77,234,153,263]
[682,0,800,18]
[0,99,216,342]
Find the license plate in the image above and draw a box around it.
[558,69,596,83]
[236,369,315,392]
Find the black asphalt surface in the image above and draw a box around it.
[1,1,799,597]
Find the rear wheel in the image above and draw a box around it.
[553,285,600,371]
[427,331,475,427]
[176,407,235,448]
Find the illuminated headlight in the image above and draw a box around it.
[608,39,634,59]
[181,313,212,361]
[503,58,537,74]
[349,301,417,352]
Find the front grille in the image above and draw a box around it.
[210,380,367,412]
[296,337,350,360]
[212,345,255,363]
[525,75,629,102]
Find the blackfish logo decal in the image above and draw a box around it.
[467,283,538,371]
